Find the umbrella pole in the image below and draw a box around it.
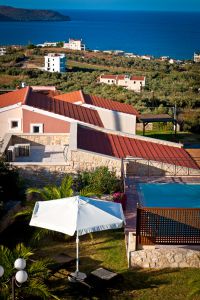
[76,230,79,275]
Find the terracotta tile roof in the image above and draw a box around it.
[100,75,118,80]
[54,90,84,103]
[117,75,126,80]
[130,76,145,81]
[83,93,139,116]
[0,87,30,108]
[77,126,199,169]
[54,90,138,115]
[26,92,103,127]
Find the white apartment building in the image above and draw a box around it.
[44,53,66,73]
[63,38,85,51]
[99,74,146,92]
[0,47,6,56]
[194,52,200,63]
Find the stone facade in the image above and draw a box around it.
[69,149,122,177]
[11,133,70,146]
[131,248,200,268]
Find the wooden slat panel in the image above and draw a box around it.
[137,207,200,246]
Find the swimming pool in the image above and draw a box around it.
[138,183,200,208]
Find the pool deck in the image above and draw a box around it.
[124,176,200,234]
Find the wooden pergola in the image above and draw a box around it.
[138,113,177,135]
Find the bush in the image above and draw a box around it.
[75,167,121,194]
[0,157,24,202]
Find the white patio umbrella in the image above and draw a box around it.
[29,195,125,280]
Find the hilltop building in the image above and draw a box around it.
[0,47,6,56]
[99,74,146,92]
[194,52,200,63]
[44,53,66,73]
[63,38,85,51]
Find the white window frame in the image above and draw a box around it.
[30,123,43,134]
[8,118,21,131]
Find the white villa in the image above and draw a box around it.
[0,47,6,56]
[194,52,200,63]
[63,39,85,51]
[99,74,146,92]
[44,53,66,73]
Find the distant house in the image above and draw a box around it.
[99,74,146,92]
[63,38,85,51]
[0,47,6,56]
[194,52,200,63]
[44,53,66,73]
[140,55,152,60]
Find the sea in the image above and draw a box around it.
[0,9,200,59]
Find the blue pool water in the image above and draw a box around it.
[138,183,200,208]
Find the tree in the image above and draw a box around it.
[0,243,59,300]
[0,157,24,204]
[16,175,100,242]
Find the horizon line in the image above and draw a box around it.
[1,5,200,13]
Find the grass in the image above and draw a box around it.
[31,230,200,300]
[136,130,200,144]
[1,219,200,299]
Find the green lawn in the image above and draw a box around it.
[1,218,200,299]
[136,130,200,144]
[32,230,200,300]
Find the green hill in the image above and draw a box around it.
[0,6,70,22]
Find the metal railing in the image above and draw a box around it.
[122,157,200,177]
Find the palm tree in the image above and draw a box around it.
[16,175,101,242]
[0,243,59,300]
[27,174,74,200]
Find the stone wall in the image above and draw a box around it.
[15,163,74,187]
[11,133,70,146]
[69,149,122,177]
[13,149,122,187]
[131,248,200,268]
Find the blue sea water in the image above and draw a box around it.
[0,10,200,59]
[138,183,200,208]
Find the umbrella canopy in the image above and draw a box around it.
[30,196,125,236]
[29,196,125,280]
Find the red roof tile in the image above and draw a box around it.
[0,87,30,108]
[130,76,145,81]
[100,75,118,80]
[54,90,138,115]
[77,126,199,169]
[83,93,139,115]
[54,90,84,103]
[26,92,103,127]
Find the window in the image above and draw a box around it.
[11,121,18,128]
[9,119,21,131]
[30,123,43,134]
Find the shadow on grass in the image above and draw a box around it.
[49,267,178,300]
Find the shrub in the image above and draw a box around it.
[75,167,121,194]
[0,157,24,202]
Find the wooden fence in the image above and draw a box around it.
[136,207,200,246]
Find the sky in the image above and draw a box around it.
[0,0,199,11]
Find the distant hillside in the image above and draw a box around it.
[0,6,70,22]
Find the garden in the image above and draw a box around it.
[0,160,200,299]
